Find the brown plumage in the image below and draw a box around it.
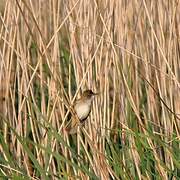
[66,90,97,134]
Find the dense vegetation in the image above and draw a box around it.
[0,0,179,179]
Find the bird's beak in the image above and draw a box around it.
[93,92,99,96]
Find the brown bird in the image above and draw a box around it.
[67,90,98,134]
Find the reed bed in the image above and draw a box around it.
[0,0,179,179]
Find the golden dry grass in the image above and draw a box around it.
[0,0,179,179]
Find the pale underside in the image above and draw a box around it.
[74,98,92,122]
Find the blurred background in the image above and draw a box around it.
[0,0,179,179]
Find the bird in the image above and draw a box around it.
[66,90,98,134]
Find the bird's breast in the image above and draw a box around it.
[74,101,91,121]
